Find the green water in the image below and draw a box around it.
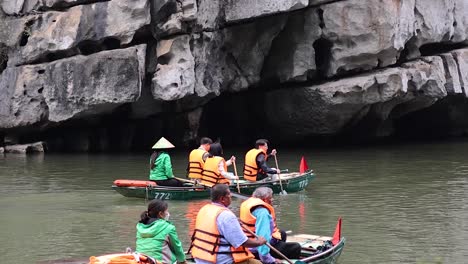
[1,141,467,264]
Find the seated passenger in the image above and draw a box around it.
[200,142,238,187]
[149,137,183,187]
[187,137,213,180]
[136,199,186,264]
[191,184,266,264]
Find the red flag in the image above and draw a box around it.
[299,156,309,173]
[331,217,342,245]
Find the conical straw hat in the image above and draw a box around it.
[152,137,175,149]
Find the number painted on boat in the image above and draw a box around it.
[153,193,172,200]
[298,180,309,189]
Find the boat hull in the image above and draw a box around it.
[112,185,211,200]
[303,238,345,264]
[89,237,344,264]
[234,171,315,195]
[112,171,315,200]
[185,236,345,263]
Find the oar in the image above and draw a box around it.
[230,192,250,200]
[233,159,241,193]
[174,177,197,184]
[240,223,305,264]
[176,177,247,197]
[274,155,287,195]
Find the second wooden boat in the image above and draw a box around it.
[112,170,315,200]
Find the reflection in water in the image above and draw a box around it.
[184,200,210,238]
[298,197,307,234]
[1,141,468,263]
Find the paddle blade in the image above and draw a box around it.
[299,156,309,174]
[331,217,342,245]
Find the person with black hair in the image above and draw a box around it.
[149,137,183,187]
[136,199,186,264]
[187,137,213,180]
[243,139,279,182]
[200,142,237,187]
[191,184,265,264]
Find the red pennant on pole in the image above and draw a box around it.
[331,217,342,245]
[299,156,309,173]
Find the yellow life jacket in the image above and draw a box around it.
[201,156,230,187]
[191,204,254,263]
[243,149,267,182]
[188,149,207,179]
[239,197,282,240]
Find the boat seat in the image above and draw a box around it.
[287,234,333,249]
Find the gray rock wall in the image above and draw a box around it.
[0,0,468,151]
[0,45,146,128]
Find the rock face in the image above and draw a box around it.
[153,35,195,100]
[4,141,45,153]
[1,0,468,152]
[0,45,146,128]
[264,55,449,137]
[7,0,151,66]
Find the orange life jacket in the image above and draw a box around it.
[243,148,267,182]
[201,156,230,187]
[191,203,254,263]
[239,197,282,240]
[89,253,160,264]
[188,149,207,179]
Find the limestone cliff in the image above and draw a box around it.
[0,0,467,152]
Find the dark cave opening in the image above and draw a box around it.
[419,42,467,57]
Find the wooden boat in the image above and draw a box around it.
[87,237,344,264]
[112,170,315,200]
[89,221,345,264]
[283,234,345,264]
[186,217,345,264]
[234,170,315,195]
[188,235,344,264]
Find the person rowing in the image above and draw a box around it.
[243,139,279,182]
[240,187,301,263]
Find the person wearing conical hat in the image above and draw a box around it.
[149,137,183,187]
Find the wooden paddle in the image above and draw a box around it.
[240,223,305,264]
[175,177,245,198]
[174,177,197,184]
[233,159,241,193]
[230,191,250,200]
[274,155,287,195]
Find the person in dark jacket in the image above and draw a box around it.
[243,139,279,182]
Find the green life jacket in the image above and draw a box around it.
[136,219,182,263]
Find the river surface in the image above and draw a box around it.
[1,141,468,264]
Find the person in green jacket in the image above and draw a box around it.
[136,199,187,264]
[149,137,183,187]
